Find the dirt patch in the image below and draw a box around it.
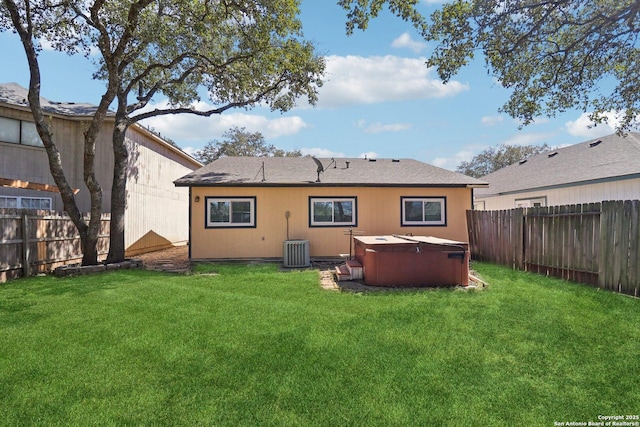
[136,245,190,273]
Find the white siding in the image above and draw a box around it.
[123,127,198,253]
[477,177,640,210]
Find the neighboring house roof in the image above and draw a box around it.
[0,82,100,116]
[0,82,201,168]
[476,132,640,197]
[174,156,488,187]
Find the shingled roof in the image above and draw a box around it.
[476,132,640,197]
[0,82,102,116]
[174,156,488,187]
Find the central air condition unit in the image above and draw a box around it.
[283,240,310,268]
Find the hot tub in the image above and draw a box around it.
[353,235,469,287]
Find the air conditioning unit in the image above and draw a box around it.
[283,240,310,268]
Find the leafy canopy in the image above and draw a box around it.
[426,0,640,133]
[456,143,550,178]
[194,126,302,164]
[339,1,640,133]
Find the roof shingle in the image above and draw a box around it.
[174,157,487,187]
[476,133,640,196]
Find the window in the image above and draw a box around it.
[309,197,356,227]
[205,197,256,228]
[401,197,446,226]
[515,197,546,208]
[0,196,52,210]
[0,116,43,146]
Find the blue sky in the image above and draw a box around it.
[0,1,621,170]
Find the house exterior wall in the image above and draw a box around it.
[189,185,473,259]
[1,104,199,254]
[476,177,640,210]
[123,127,194,254]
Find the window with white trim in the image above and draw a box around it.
[0,196,52,210]
[205,197,256,228]
[401,197,446,226]
[309,197,357,227]
[0,116,43,146]
[515,197,546,208]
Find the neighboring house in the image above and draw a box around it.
[474,133,640,210]
[0,82,202,255]
[174,156,487,261]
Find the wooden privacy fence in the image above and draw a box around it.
[0,209,110,282]
[467,201,640,297]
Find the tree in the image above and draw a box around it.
[1,0,323,264]
[194,127,302,164]
[456,143,550,178]
[2,0,115,265]
[425,1,640,133]
[340,1,640,133]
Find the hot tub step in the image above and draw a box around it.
[334,264,351,281]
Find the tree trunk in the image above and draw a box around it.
[106,116,129,263]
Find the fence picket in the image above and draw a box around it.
[0,209,110,281]
[467,200,639,296]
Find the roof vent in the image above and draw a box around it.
[392,159,400,163]
[345,161,350,169]
[368,158,377,162]
[519,159,527,165]
[548,152,558,158]
[589,140,602,147]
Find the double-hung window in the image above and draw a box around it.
[309,197,357,227]
[401,197,446,226]
[205,197,256,228]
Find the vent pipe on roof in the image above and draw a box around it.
[345,161,350,169]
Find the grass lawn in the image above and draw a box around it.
[1,262,639,426]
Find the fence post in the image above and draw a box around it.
[21,210,31,277]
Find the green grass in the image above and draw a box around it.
[1,263,639,426]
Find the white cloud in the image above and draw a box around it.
[481,115,503,126]
[432,149,475,171]
[301,148,346,158]
[391,33,426,53]
[358,119,412,134]
[565,112,619,138]
[313,55,469,108]
[501,132,556,147]
[138,100,308,144]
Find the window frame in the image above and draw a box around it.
[204,196,256,228]
[0,196,52,210]
[401,196,447,227]
[309,196,357,227]
[515,196,547,208]
[0,116,43,147]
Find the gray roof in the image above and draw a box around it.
[476,132,640,196]
[174,156,488,187]
[0,82,102,116]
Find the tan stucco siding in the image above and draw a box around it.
[190,186,472,259]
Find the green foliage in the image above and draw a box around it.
[194,126,302,164]
[427,0,640,132]
[456,142,550,178]
[1,264,639,425]
[338,0,428,36]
